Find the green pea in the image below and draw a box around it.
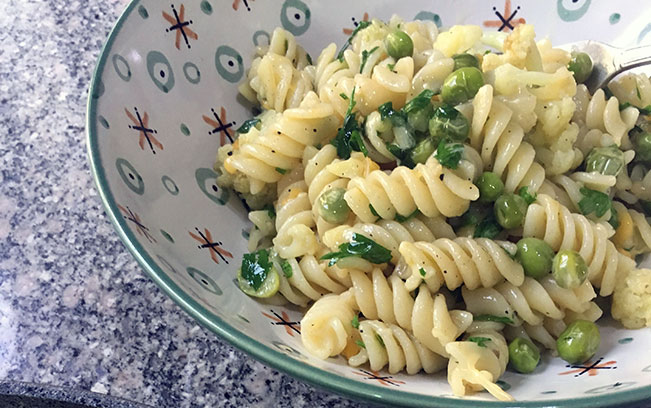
[441,67,484,105]
[516,238,555,279]
[568,52,593,84]
[477,172,504,203]
[552,249,587,289]
[452,53,480,70]
[385,30,413,59]
[494,193,527,229]
[237,266,280,298]
[409,137,438,165]
[634,132,651,164]
[428,105,469,142]
[407,104,433,133]
[317,188,350,224]
[585,146,625,176]
[557,320,600,364]
[508,337,540,374]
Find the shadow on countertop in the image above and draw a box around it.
[0,381,152,408]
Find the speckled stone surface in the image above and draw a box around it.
[0,1,364,407]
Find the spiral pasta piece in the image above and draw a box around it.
[522,194,636,296]
[322,216,456,270]
[303,144,379,237]
[301,290,357,359]
[273,177,318,259]
[221,92,339,195]
[616,161,651,205]
[445,329,512,401]
[462,276,597,327]
[573,85,639,147]
[246,209,276,252]
[538,172,616,223]
[398,238,524,292]
[471,84,546,192]
[348,320,447,374]
[611,201,651,257]
[608,72,651,111]
[275,253,351,307]
[239,28,313,111]
[347,269,473,357]
[344,153,480,223]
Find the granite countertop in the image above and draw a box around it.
[0,1,362,406]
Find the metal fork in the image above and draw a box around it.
[558,41,651,93]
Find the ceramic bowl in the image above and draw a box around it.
[87,0,651,406]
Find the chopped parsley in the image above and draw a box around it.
[403,90,436,115]
[474,314,514,325]
[306,53,313,65]
[387,63,395,71]
[578,187,612,218]
[395,209,419,222]
[330,88,368,159]
[376,334,386,348]
[281,260,293,278]
[360,46,379,73]
[337,20,372,60]
[419,267,426,277]
[236,118,260,134]
[321,233,392,266]
[619,102,651,115]
[263,205,276,219]
[434,139,464,169]
[518,186,537,205]
[369,204,380,217]
[275,167,287,174]
[473,214,502,239]
[467,336,491,348]
[355,340,366,349]
[241,249,271,291]
[378,101,407,128]
[351,315,360,329]
[339,92,348,100]
[608,205,620,229]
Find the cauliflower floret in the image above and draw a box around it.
[215,142,276,210]
[534,123,581,176]
[612,268,651,329]
[482,24,542,72]
[433,25,483,57]
[533,96,576,143]
[537,38,571,73]
[351,19,391,53]
[609,72,651,109]
[492,63,576,100]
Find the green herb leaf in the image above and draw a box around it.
[467,336,491,348]
[473,214,502,239]
[474,314,514,325]
[608,205,620,229]
[419,267,426,277]
[339,92,348,100]
[369,204,380,217]
[281,260,293,278]
[321,233,392,266]
[403,90,435,114]
[351,315,360,329]
[330,88,368,159]
[360,46,379,73]
[306,53,313,65]
[578,187,612,218]
[378,101,407,128]
[387,63,395,71]
[337,20,372,60]
[355,340,366,349]
[395,209,419,222]
[636,85,642,100]
[518,186,537,205]
[376,334,386,348]
[241,249,271,291]
[435,139,464,169]
[263,205,276,219]
[275,167,287,174]
[236,118,260,134]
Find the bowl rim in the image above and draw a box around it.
[86,1,651,406]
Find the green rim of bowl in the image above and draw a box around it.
[86,1,651,406]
